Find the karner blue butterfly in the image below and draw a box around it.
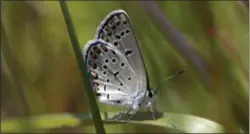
[83,9,184,121]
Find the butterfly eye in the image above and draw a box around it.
[104,59,109,64]
[112,58,116,63]
[106,79,110,82]
[148,92,153,98]
[128,77,131,80]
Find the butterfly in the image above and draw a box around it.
[83,9,184,121]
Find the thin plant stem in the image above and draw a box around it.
[59,1,105,134]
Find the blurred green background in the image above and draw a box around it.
[1,1,248,133]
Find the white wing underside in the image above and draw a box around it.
[83,10,148,106]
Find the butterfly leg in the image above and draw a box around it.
[127,107,139,121]
[126,109,133,121]
[115,106,127,121]
[146,101,155,120]
[147,107,156,120]
[152,101,160,118]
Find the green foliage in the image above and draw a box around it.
[1,1,248,133]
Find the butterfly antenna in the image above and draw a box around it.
[156,69,186,89]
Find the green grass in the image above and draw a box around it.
[1,1,248,133]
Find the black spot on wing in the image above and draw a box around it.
[104,85,106,91]
[91,54,98,60]
[125,50,132,56]
[120,62,125,67]
[125,29,130,34]
[91,63,97,69]
[111,50,116,55]
[114,72,119,77]
[114,41,118,46]
[111,25,116,30]
[101,45,108,52]
[89,51,94,56]
[103,65,108,69]
[93,82,99,87]
[95,93,101,97]
[120,31,124,36]
[115,35,121,40]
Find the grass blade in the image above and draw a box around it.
[140,1,210,86]
[59,1,105,133]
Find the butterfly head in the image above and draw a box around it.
[147,88,157,99]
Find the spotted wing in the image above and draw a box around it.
[95,9,148,91]
[83,39,141,105]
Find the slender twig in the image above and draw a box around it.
[140,1,210,86]
[59,1,105,134]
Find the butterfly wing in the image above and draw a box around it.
[83,39,143,105]
[95,10,149,91]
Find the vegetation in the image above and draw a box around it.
[1,1,248,133]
